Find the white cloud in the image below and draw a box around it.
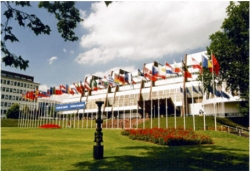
[39,84,48,92]
[48,56,58,65]
[63,48,67,53]
[93,65,137,77]
[76,1,228,65]
[70,50,75,54]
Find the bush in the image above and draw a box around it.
[121,127,213,146]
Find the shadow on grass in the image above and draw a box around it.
[68,145,249,171]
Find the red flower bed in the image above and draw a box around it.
[39,124,61,129]
[121,127,213,146]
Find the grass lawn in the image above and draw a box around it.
[1,127,249,171]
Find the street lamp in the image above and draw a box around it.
[93,101,104,159]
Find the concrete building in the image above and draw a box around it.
[1,70,39,118]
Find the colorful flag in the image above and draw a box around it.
[180,87,183,93]
[158,65,166,79]
[192,86,199,94]
[221,91,230,99]
[84,80,92,91]
[125,73,136,85]
[138,69,147,80]
[192,57,202,73]
[90,79,98,91]
[166,63,176,74]
[202,55,213,73]
[212,54,220,75]
[186,87,191,96]
[107,75,119,87]
[173,61,182,73]
[198,85,203,94]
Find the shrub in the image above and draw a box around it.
[121,127,213,146]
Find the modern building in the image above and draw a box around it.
[1,70,40,118]
[47,51,243,119]
[18,51,244,128]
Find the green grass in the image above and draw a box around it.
[1,127,249,171]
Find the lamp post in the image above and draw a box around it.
[93,101,104,159]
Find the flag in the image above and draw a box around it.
[202,55,208,68]
[221,91,230,99]
[90,79,98,91]
[202,55,213,73]
[84,79,92,91]
[186,87,191,96]
[198,85,203,94]
[192,57,202,73]
[152,66,159,81]
[144,66,157,82]
[215,89,221,97]
[166,63,176,74]
[180,87,183,93]
[138,69,147,80]
[125,73,136,85]
[182,61,192,78]
[73,82,83,94]
[107,75,119,87]
[212,54,220,75]
[192,86,199,94]
[158,65,166,79]
[173,61,182,73]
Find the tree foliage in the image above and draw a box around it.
[203,1,249,114]
[1,1,83,70]
[6,103,20,119]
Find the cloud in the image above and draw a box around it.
[48,56,58,65]
[39,84,48,92]
[76,1,228,65]
[63,48,67,53]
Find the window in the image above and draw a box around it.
[10,88,12,93]
[20,83,23,87]
[10,81,13,85]
[16,96,19,101]
[3,80,6,84]
[1,94,4,99]
[2,87,5,92]
[7,80,10,85]
[24,83,26,87]
[6,88,9,92]
[17,82,20,86]
[13,89,16,93]
[9,95,12,100]
[16,89,19,93]
[14,81,17,86]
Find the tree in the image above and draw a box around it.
[203,2,249,114]
[6,103,20,119]
[1,1,83,70]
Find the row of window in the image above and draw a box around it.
[1,87,35,94]
[1,79,38,89]
[1,94,34,102]
[1,102,15,108]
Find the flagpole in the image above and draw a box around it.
[192,86,195,130]
[211,52,217,131]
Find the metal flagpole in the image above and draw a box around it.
[130,95,132,129]
[143,99,145,129]
[192,86,195,130]
[165,90,168,129]
[158,92,160,128]
[211,52,217,131]
[117,96,120,129]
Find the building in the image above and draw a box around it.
[19,51,244,128]
[1,70,40,118]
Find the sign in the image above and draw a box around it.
[55,102,86,111]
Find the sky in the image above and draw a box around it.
[1,1,229,91]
